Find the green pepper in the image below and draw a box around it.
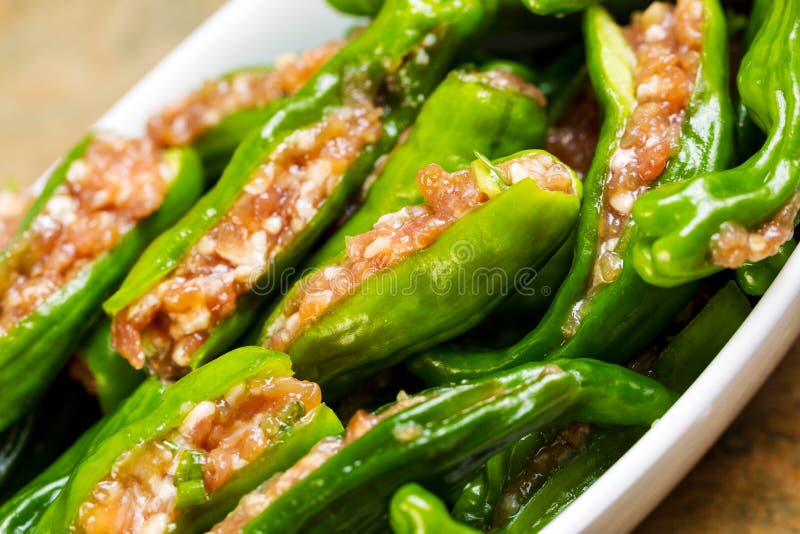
[0,378,167,533]
[732,0,768,164]
[105,0,494,377]
[631,0,800,286]
[46,347,342,533]
[731,0,786,295]
[0,139,203,432]
[450,423,588,529]
[493,281,751,532]
[735,239,796,296]
[327,0,649,18]
[0,375,98,502]
[326,0,384,15]
[496,427,640,533]
[458,52,595,349]
[74,318,147,413]
[307,66,548,266]
[410,0,734,385]
[651,280,751,391]
[215,358,673,534]
[519,0,649,16]
[391,484,479,534]
[257,150,581,398]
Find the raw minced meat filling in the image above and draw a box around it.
[78,376,321,534]
[112,104,384,376]
[0,134,172,333]
[147,39,345,147]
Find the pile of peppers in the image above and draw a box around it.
[0,0,794,531]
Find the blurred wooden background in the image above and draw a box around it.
[1,0,797,530]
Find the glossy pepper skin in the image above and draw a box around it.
[732,0,768,164]
[257,150,581,399]
[390,484,478,534]
[45,348,341,533]
[735,239,796,297]
[631,0,800,286]
[493,282,751,533]
[519,0,649,16]
[409,0,734,385]
[731,0,777,294]
[0,141,203,432]
[236,358,675,534]
[307,67,548,266]
[104,0,495,370]
[0,379,167,534]
[0,376,98,502]
[74,318,147,413]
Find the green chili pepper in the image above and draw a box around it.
[496,427,640,533]
[492,281,751,532]
[735,239,796,296]
[410,0,734,385]
[0,375,98,502]
[519,0,649,16]
[223,358,673,534]
[46,347,342,533]
[105,0,494,374]
[450,430,552,527]
[732,0,768,164]
[257,150,581,398]
[306,64,548,266]
[457,51,592,349]
[731,0,786,295]
[0,140,203,432]
[74,318,147,413]
[631,0,800,286]
[391,483,479,534]
[0,378,167,533]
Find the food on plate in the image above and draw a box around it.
[1,0,796,531]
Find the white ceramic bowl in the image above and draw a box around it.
[76,0,800,531]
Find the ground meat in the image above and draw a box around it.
[210,392,424,534]
[712,192,800,268]
[147,39,345,147]
[78,376,321,534]
[112,104,384,376]
[0,134,171,334]
[546,88,600,178]
[591,0,704,289]
[264,151,574,352]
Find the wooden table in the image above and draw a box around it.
[1,0,797,530]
